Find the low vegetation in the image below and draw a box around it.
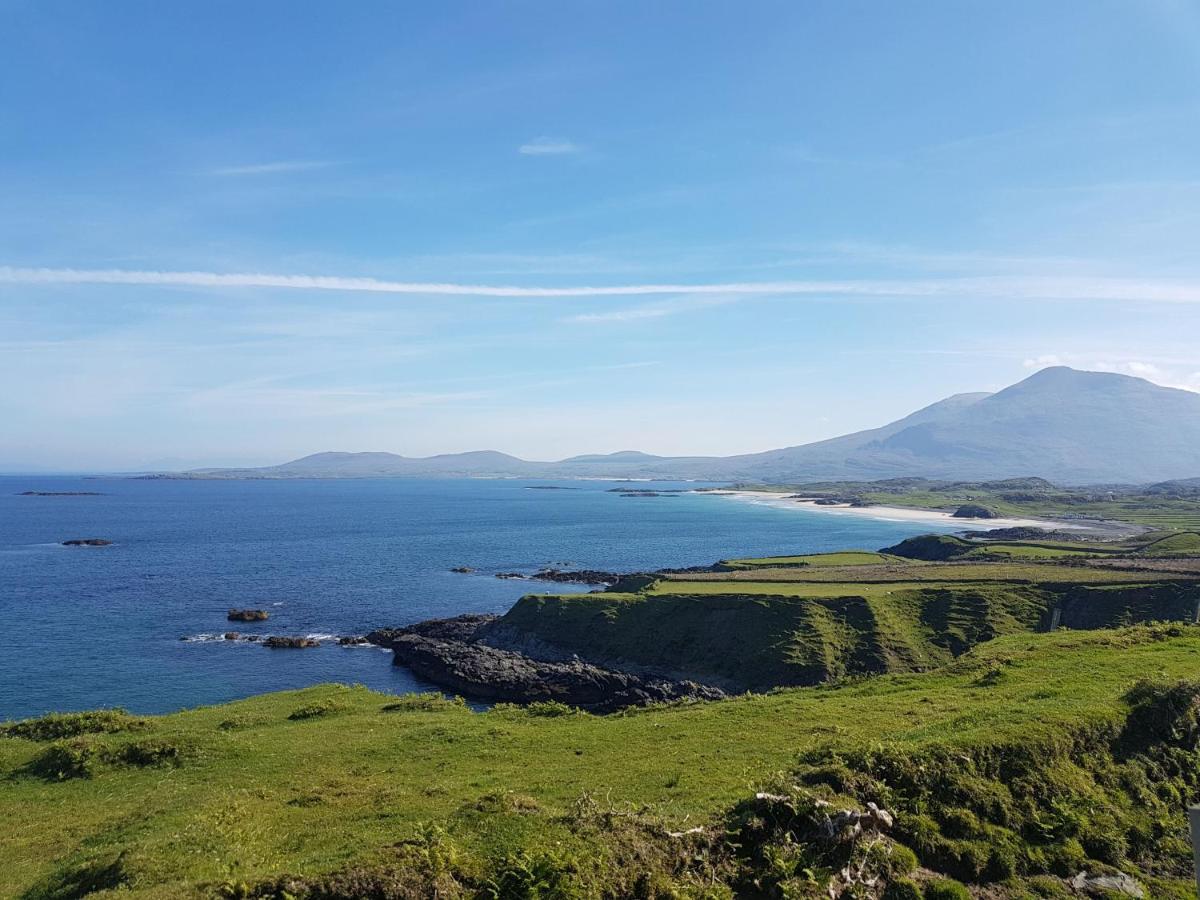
[5,522,1200,898]
[5,628,1200,897]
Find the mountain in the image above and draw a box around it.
[178,367,1200,484]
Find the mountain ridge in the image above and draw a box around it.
[175,367,1200,484]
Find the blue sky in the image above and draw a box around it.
[3,1,1200,470]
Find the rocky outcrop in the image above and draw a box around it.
[952,503,999,519]
[491,568,624,585]
[370,615,725,713]
[263,636,320,649]
[228,609,269,622]
[62,538,112,546]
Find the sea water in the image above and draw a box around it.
[0,476,961,719]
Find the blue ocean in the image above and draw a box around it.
[0,477,960,720]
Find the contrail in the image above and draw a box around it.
[0,266,1197,302]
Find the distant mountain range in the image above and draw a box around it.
[173,367,1200,485]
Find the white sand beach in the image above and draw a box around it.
[706,489,1093,531]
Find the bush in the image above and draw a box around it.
[876,842,918,879]
[1080,824,1128,865]
[1,709,147,741]
[923,877,971,900]
[1043,838,1088,877]
[883,878,923,900]
[288,700,343,721]
[110,738,184,768]
[381,693,466,713]
[523,701,578,718]
[25,739,99,780]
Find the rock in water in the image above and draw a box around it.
[263,636,320,649]
[227,609,269,622]
[62,538,112,546]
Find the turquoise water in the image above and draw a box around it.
[0,477,959,719]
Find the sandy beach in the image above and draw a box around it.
[706,489,1093,531]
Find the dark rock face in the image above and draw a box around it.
[952,503,999,519]
[528,569,621,585]
[371,615,725,713]
[227,609,269,622]
[62,538,112,546]
[263,636,319,649]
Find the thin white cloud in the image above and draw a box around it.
[518,137,580,156]
[207,160,338,176]
[565,295,742,324]
[3,266,1200,303]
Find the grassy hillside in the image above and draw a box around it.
[4,626,1200,898]
[506,580,1198,689]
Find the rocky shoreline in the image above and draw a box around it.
[368,614,725,713]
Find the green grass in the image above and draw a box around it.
[963,544,1097,559]
[662,561,1188,584]
[1140,532,1200,557]
[4,626,1200,897]
[506,580,1200,690]
[720,550,905,569]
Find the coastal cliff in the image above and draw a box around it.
[368,614,725,712]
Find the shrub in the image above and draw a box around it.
[1080,824,1128,865]
[938,807,984,840]
[288,700,343,721]
[883,878,923,900]
[875,842,918,879]
[25,739,99,780]
[1025,874,1073,897]
[1,708,147,741]
[923,877,971,900]
[1043,838,1088,877]
[110,738,184,768]
[381,693,466,713]
[523,701,578,718]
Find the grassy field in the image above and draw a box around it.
[662,560,1192,584]
[4,626,1200,898]
[719,550,904,569]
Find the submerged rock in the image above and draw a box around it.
[62,538,112,547]
[450,566,475,574]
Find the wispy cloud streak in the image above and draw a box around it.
[518,137,580,155]
[2,267,1200,303]
[207,160,337,176]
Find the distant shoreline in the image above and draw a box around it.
[705,489,1095,531]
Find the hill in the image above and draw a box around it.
[167,367,1200,484]
[5,627,1200,898]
